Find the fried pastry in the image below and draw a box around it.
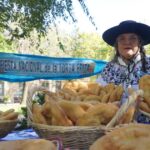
[78,89,93,95]
[103,83,116,93]
[77,81,89,91]
[76,101,93,111]
[58,100,86,123]
[87,82,102,95]
[32,103,47,124]
[61,87,77,96]
[139,75,150,91]
[143,91,150,107]
[0,108,18,121]
[139,101,150,113]
[101,92,110,103]
[116,85,124,101]
[76,103,118,126]
[90,124,150,150]
[0,139,56,150]
[1,109,15,117]
[108,90,117,102]
[63,80,78,90]
[75,94,88,101]
[0,112,18,120]
[118,106,135,124]
[42,97,73,126]
[83,95,102,102]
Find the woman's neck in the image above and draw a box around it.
[118,52,141,66]
[120,56,132,64]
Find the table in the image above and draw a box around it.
[0,128,39,141]
[0,129,70,150]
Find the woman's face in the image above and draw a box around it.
[116,33,141,60]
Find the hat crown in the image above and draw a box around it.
[102,20,150,46]
[119,20,136,26]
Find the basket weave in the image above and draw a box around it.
[0,120,18,138]
[27,87,143,150]
[32,123,105,150]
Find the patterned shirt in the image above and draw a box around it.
[97,54,150,90]
[96,54,150,123]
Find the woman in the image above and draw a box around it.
[96,20,150,123]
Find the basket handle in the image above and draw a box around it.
[106,89,144,128]
[27,86,52,125]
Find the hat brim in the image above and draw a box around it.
[102,21,150,46]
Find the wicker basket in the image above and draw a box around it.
[27,87,143,150]
[0,120,18,138]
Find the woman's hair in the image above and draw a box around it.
[112,36,148,73]
[140,46,148,73]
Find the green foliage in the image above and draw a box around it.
[33,92,45,105]
[16,107,28,130]
[12,28,69,55]
[0,0,96,39]
[78,0,97,30]
[0,33,16,52]
[16,93,45,130]
[3,95,9,102]
[71,33,114,61]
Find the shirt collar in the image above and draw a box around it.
[118,52,141,67]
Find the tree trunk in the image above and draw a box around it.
[21,82,29,105]
[55,81,61,92]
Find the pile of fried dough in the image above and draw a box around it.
[31,81,136,126]
[0,108,18,121]
[53,81,124,103]
[32,100,119,126]
[90,123,150,150]
[139,75,150,113]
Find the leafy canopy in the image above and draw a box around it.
[0,0,96,38]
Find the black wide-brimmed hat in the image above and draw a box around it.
[102,20,150,46]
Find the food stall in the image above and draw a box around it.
[0,52,106,149]
[0,52,150,150]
